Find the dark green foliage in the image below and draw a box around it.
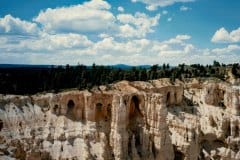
[213,60,221,67]
[0,62,239,95]
[232,63,240,77]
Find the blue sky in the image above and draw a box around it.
[0,0,239,65]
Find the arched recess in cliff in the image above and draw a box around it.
[95,103,103,121]
[129,96,143,118]
[67,100,75,120]
[95,102,112,122]
[128,95,144,158]
[166,92,171,106]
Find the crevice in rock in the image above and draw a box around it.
[0,119,3,131]
[151,139,156,158]
[174,145,185,160]
[167,92,171,106]
[128,136,132,157]
[213,139,226,148]
[235,125,239,137]
[128,95,144,158]
[209,116,217,128]
[226,124,231,138]
[53,104,59,115]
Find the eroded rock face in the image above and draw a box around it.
[0,79,239,160]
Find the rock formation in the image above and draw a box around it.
[0,78,240,160]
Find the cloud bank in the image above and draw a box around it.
[0,0,239,65]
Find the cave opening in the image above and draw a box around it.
[67,100,75,111]
[67,100,75,119]
[129,96,142,118]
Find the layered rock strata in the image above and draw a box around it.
[0,78,239,160]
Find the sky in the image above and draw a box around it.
[0,0,240,65]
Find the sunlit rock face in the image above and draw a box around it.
[0,78,240,160]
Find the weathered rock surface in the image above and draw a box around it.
[0,78,239,160]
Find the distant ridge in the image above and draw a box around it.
[0,64,151,69]
[0,64,54,68]
[111,64,151,69]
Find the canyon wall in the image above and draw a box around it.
[0,79,240,160]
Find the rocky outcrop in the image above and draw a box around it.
[0,78,239,160]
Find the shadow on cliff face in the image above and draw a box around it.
[127,95,144,159]
[94,101,113,159]
[165,88,198,116]
[58,99,79,121]
[199,139,227,159]
[167,96,199,116]
[0,119,3,131]
[67,99,75,118]
[173,145,185,160]
[27,151,51,160]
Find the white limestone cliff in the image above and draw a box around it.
[0,78,239,160]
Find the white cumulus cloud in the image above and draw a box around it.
[1,32,239,65]
[212,45,240,54]
[21,33,93,51]
[33,0,160,39]
[211,27,240,43]
[34,0,116,33]
[0,0,238,65]
[117,12,160,38]
[0,15,39,35]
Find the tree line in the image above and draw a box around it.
[0,61,239,95]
